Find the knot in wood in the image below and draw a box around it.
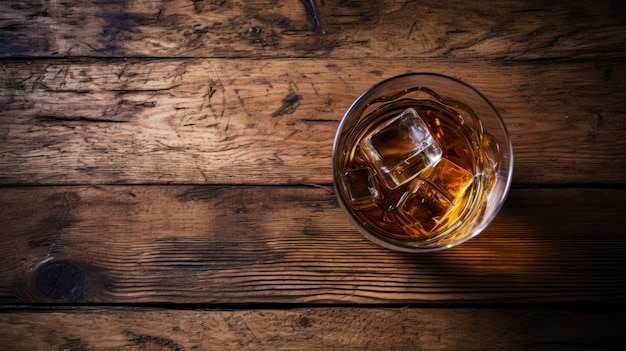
[36,260,85,302]
[298,315,311,328]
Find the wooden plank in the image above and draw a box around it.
[1,186,624,304]
[1,307,624,350]
[1,59,625,185]
[1,0,625,59]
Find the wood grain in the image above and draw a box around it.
[1,0,625,59]
[1,186,624,304]
[1,307,625,351]
[1,59,625,185]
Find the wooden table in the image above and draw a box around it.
[1,0,625,349]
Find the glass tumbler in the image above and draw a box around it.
[333,73,513,252]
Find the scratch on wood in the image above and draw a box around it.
[232,88,252,117]
[407,21,417,39]
[117,64,128,79]
[124,330,182,351]
[301,118,337,123]
[300,183,335,194]
[55,65,70,87]
[135,101,156,108]
[37,116,129,123]
[301,0,323,33]
[200,78,225,119]
[272,93,302,117]
[241,316,262,344]
[207,80,218,99]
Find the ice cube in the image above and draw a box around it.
[420,157,474,201]
[341,167,379,210]
[359,108,442,189]
[394,158,474,236]
[396,180,453,235]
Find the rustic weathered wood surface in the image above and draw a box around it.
[1,59,625,185]
[1,186,625,304]
[1,0,625,60]
[1,307,625,351]
[2,0,626,349]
